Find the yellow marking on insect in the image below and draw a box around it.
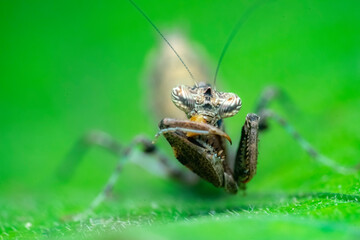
[186,115,232,144]
[187,115,207,137]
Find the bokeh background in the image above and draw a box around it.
[1,0,360,239]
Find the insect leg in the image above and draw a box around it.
[130,135,198,184]
[158,118,232,143]
[154,128,211,142]
[58,131,194,182]
[58,131,197,218]
[255,87,359,174]
[261,110,359,174]
[254,86,293,130]
[233,113,260,190]
[57,130,123,181]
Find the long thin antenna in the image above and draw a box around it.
[128,0,197,86]
[213,1,264,87]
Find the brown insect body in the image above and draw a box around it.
[163,82,242,192]
[147,33,260,194]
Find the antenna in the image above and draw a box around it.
[128,0,197,86]
[213,1,264,87]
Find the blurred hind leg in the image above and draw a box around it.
[58,131,197,219]
[255,87,359,174]
[58,131,195,183]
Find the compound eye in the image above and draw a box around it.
[219,93,242,118]
[171,85,195,113]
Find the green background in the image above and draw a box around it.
[1,0,359,239]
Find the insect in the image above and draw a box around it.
[58,0,358,218]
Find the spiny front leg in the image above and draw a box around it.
[158,118,239,194]
[234,113,260,190]
[156,118,233,144]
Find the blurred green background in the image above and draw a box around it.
[1,0,360,239]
